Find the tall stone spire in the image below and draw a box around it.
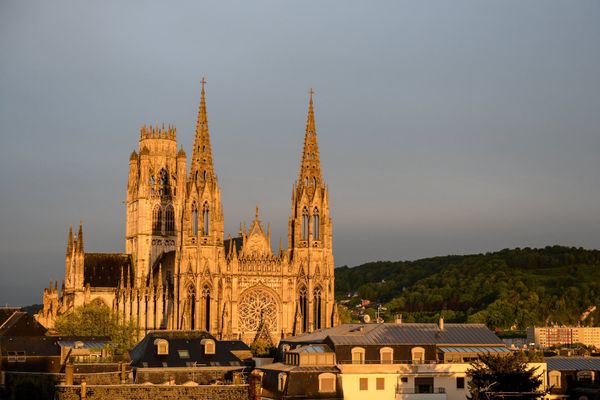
[76,222,84,253]
[190,78,215,185]
[66,225,73,256]
[297,89,322,188]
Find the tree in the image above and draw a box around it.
[54,303,138,357]
[467,353,543,400]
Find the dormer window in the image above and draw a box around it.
[380,347,393,364]
[201,338,216,355]
[351,347,365,364]
[154,339,169,355]
[411,346,425,364]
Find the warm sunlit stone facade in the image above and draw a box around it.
[37,83,337,344]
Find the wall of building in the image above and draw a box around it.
[337,361,548,400]
[55,384,249,400]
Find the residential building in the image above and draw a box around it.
[258,320,547,400]
[528,327,600,349]
[128,330,253,384]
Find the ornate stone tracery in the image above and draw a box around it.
[238,288,278,333]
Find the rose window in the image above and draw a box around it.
[238,289,278,332]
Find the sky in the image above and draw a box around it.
[1,1,599,306]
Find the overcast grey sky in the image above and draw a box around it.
[1,1,599,306]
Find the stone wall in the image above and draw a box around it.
[55,384,250,400]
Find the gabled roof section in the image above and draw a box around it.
[0,311,47,337]
[84,253,132,288]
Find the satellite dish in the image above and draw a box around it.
[363,314,371,323]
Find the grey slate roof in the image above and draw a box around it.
[286,323,503,346]
[0,311,48,336]
[546,357,600,371]
[129,330,252,369]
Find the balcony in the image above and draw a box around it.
[396,386,447,400]
[338,359,438,365]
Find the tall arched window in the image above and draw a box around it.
[313,208,320,240]
[165,205,175,235]
[152,205,162,234]
[313,287,322,330]
[202,203,210,235]
[159,168,169,196]
[301,208,309,240]
[191,202,199,235]
[299,286,308,333]
[187,285,196,330]
[313,177,317,186]
[202,285,211,332]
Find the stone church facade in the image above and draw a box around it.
[37,82,336,343]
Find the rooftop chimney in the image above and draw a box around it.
[439,316,444,332]
[395,314,402,324]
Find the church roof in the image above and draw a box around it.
[224,236,243,256]
[84,253,132,288]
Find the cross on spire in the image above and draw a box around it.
[201,77,207,91]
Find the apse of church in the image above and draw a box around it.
[37,82,336,344]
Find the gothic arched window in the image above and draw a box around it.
[191,202,199,235]
[187,285,196,330]
[301,208,309,240]
[313,208,320,240]
[313,287,322,330]
[203,203,210,236]
[202,285,211,332]
[152,205,162,234]
[159,168,169,196]
[165,204,175,234]
[299,286,308,333]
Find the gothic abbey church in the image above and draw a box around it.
[37,82,337,343]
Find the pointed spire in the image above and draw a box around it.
[297,89,322,188]
[76,222,84,253]
[190,77,215,185]
[66,225,73,256]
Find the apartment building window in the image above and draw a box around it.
[359,377,368,391]
[278,373,287,392]
[351,347,366,364]
[411,346,425,364]
[380,347,394,364]
[376,377,385,390]
[319,373,336,393]
[456,377,465,389]
[549,371,561,388]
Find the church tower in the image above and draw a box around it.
[176,79,225,332]
[125,121,185,287]
[288,91,335,333]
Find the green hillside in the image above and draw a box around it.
[334,246,600,329]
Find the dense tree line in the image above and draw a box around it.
[335,246,600,329]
